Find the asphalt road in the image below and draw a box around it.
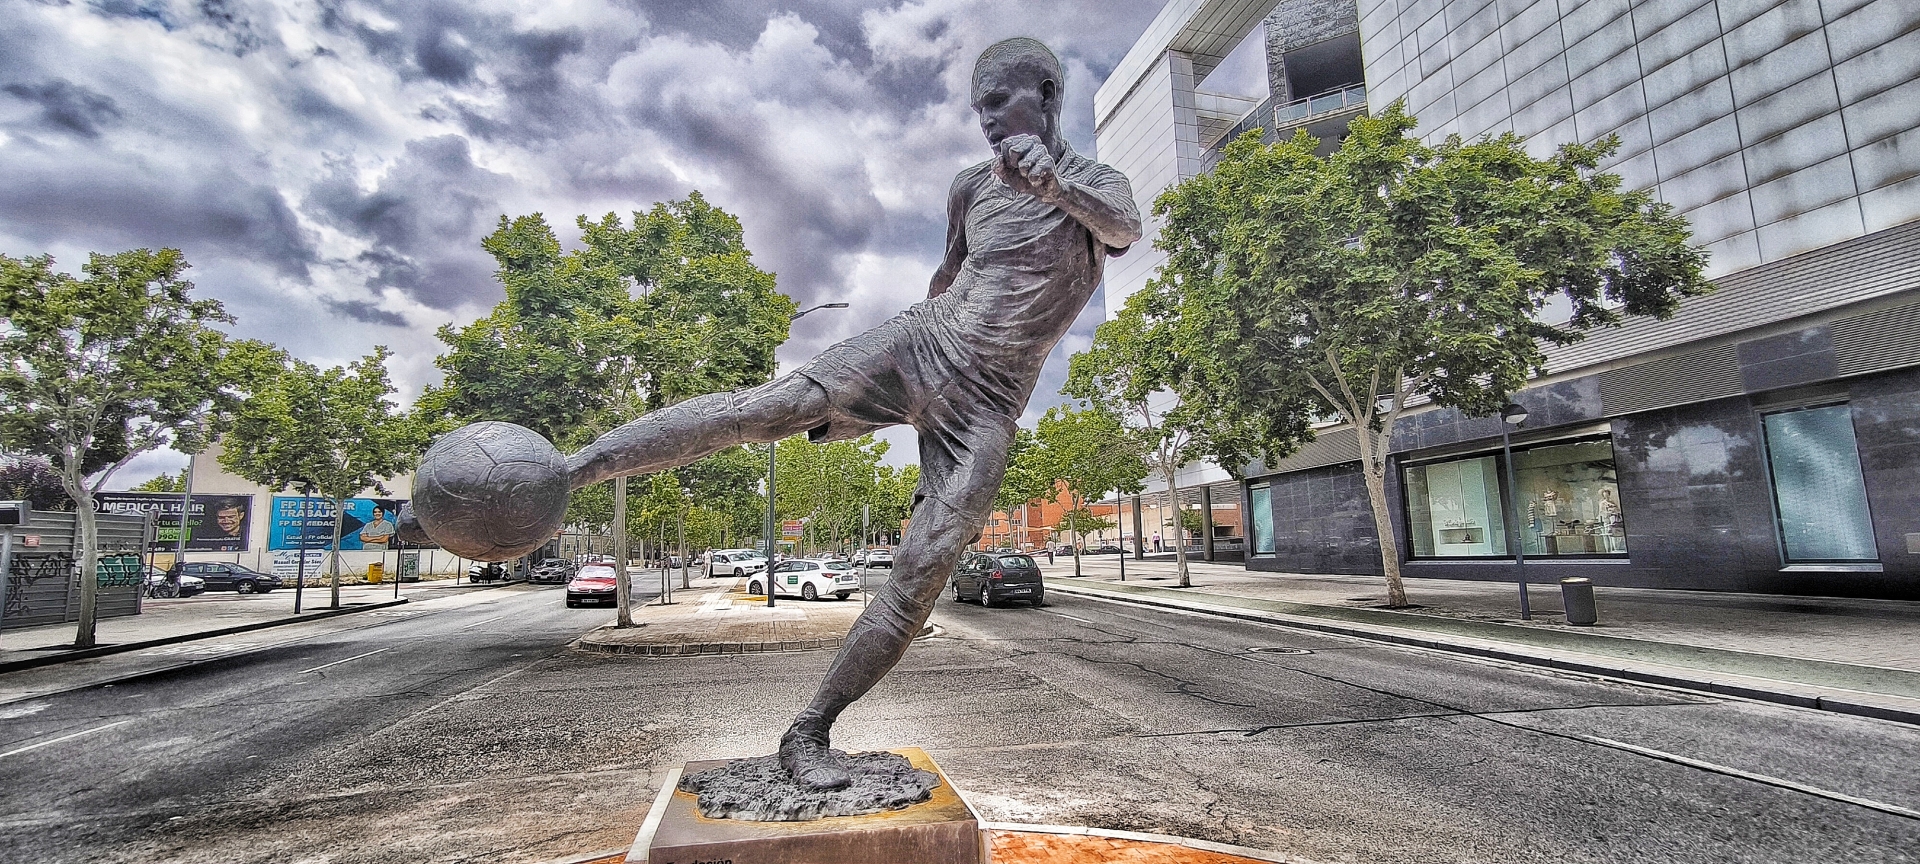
[1,577,1916,863]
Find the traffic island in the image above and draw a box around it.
[575,584,924,657]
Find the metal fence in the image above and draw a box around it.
[2,510,151,632]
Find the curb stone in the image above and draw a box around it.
[1047,580,1920,728]
[0,597,410,675]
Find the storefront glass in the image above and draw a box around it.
[1509,440,1628,556]
[1405,439,1627,558]
[1249,483,1274,555]
[1762,405,1877,562]
[1404,455,1507,557]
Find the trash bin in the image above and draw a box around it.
[1560,577,1596,625]
[366,561,384,584]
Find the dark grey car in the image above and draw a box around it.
[950,552,1043,607]
[170,562,281,594]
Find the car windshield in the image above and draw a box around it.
[997,555,1037,569]
[576,566,616,579]
[824,562,853,571]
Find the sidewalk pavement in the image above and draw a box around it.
[575,575,882,656]
[1041,556,1920,725]
[0,576,485,668]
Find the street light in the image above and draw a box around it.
[765,301,850,608]
[1497,402,1531,620]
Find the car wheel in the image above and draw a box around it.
[835,592,851,601]
[1030,591,1045,607]
[952,582,963,602]
[801,583,818,601]
[747,580,763,595]
[734,567,744,577]
[979,584,994,607]
[235,580,256,594]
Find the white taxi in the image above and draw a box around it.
[749,558,861,601]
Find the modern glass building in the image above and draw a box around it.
[1096,0,1920,598]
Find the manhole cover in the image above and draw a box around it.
[1247,646,1313,655]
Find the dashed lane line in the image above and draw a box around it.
[0,720,133,759]
[297,647,394,675]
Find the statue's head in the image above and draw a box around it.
[971,37,1063,148]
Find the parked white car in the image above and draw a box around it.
[856,548,894,569]
[707,549,767,577]
[749,558,860,601]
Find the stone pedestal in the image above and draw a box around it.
[633,748,987,864]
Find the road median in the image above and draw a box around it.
[1047,576,1920,727]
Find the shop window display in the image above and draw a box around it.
[1405,439,1626,559]
[1404,455,1507,557]
[1509,439,1627,556]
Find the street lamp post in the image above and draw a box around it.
[765,302,849,608]
[1497,403,1532,620]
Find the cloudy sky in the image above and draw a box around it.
[1,0,1269,484]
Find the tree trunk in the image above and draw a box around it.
[613,477,632,627]
[677,512,689,590]
[71,485,100,648]
[1167,466,1190,588]
[328,500,346,609]
[1069,492,1082,577]
[1355,432,1408,607]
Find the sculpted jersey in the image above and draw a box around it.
[797,145,1137,442]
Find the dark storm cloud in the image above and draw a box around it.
[2,79,122,138]
[326,297,410,327]
[307,135,510,309]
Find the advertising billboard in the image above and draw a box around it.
[95,492,252,552]
[268,496,413,551]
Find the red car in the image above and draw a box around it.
[565,564,619,607]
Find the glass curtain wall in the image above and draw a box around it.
[1762,405,1877,562]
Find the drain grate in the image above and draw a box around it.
[1247,646,1313,655]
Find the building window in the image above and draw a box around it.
[1404,438,1627,559]
[1510,440,1628,556]
[1762,405,1877,562]
[1404,455,1507,557]
[1248,483,1274,555]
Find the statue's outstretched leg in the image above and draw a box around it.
[567,374,830,487]
[778,415,1014,790]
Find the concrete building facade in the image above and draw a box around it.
[1097,0,1920,598]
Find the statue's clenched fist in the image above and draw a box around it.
[992,134,1062,203]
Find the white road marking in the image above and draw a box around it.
[0,720,133,759]
[1040,610,1094,624]
[136,642,260,658]
[463,614,506,629]
[1580,734,1920,821]
[297,647,394,674]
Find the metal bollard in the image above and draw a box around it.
[1560,577,1597,625]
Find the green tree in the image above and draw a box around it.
[0,454,73,511]
[1066,299,1218,586]
[1029,405,1147,575]
[870,463,920,546]
[0,249,269,646]
[992,428,1051,551]
[1147,104,1709,606]
[774,435,891,554]
[131,468,188,493]
[220,348,429,609]
[430,193,794,624]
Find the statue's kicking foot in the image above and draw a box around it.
[779,724,852,791]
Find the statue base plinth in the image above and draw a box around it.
[632,748,987,864]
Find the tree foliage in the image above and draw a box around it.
[1144,104,1710,604]
[774,434,895,553]
[0,454,73,511]
[219,347,428,607]
[131,468,188,493]
[0,249,274,645]
[1027,405,1146,573]
[428,192,795,449]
